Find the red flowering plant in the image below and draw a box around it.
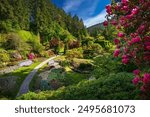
[104,0,150,98]
[28,52,35,60]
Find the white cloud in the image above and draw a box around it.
[84,9,107,27]
[63,0,85,12]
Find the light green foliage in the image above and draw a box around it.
[18,30,44,54]
[95,34,114,51]
[0,49,10,67]
[82,36,94,46]
[66,48,83,59]
[17,30,34,42]
[83,43,103,59]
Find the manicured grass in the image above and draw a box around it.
[0,61,40,99]
[14,62,40,83]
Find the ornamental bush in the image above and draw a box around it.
[18,72,136,100]
[0,49,10,68]
[104,0,150,98]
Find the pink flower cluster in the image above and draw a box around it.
[103,21,108,27]
[104,0,150,96]
[122,55,129,64]
[114,49,120,57]
[118,32,124,38]
[131,36,141,44]
[106,5,112,15]
[132,70,150,93]
[114,38,120,45]
[28,53,35,60]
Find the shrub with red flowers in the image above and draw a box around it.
[28,53,35,60]
[104,0,150,98]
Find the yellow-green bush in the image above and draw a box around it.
[66,48,83,59]
[0,49,10,68]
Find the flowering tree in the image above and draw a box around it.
[103,0,150,98]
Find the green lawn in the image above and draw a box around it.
[0,62,40,99]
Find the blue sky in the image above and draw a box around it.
[51,0,111,27]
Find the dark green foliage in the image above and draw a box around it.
[78,63,93,71]
[18,72,137,100]
[92,54,118,78]
[0,0,87,40]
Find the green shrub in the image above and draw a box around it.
[30,36,44,54]
[0,49,10,68]
[18,72,137,100]
[78,63,93,71]
[92,54,118,78]
[18,30,44,54]
[83,43,103,59]
[66,48,83,59]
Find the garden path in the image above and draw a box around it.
[17,56,58,97]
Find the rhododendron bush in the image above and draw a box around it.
[104,0,150,98]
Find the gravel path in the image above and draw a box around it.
[17,56,57,97]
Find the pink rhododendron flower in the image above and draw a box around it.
[143,73,150,84]
[106,5,112,15]
[126,14,133,19]
[131,36,141,43]
[133,69,140,75]
[122,0,128,5]
[122,55,129,64]
[111,20,117,25]
[144,36,150,41]
[122,6,129,11]
[137,24,146,34]
[131,7,139,15]
[118,32,124,38]
[119,16,126,25]
[122,58,129,64]
[144,42,150,50]
[28,53,35,60]
[140,86,146,92]
[114,5,120,10]
[114,49,120,57]
[146,46,150,50]
[144,42,150,46]
[130,33,138,38]
[132,77,140,85]
[122,55,128,59]
[114,38,120,45]
[144,55,150,60]
[103,21,108,26]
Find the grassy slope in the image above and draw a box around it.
[0,62,40,99]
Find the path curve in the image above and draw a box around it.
[17,56,57,97]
